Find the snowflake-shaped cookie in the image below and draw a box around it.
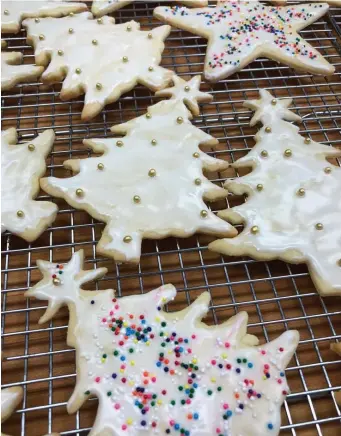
[40,76,236,263]
[209,89,341,296]
[23,12,174,120]
[26,249,299,436]
[1,1,87,34]
[92,0,208,17]
[1,128,58,242]
[154,0,335,81]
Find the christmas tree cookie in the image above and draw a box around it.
[1,49,43,91]
[209,89,341,297]
[92,0,208,18]
[154,1,335,82]
[23,12,174,120]
[1,128,58,242]
[1,1,87,34]
[26,249,299,436]
[40,76,236,263]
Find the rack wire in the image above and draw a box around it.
[1,2,341,435]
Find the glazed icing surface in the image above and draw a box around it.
[40,76,236,263]
[92,0,208,17]
[154,1,334,81]
[1,387,23,429]
[1,1,87,33]
[1,51,43,90]
[1,128,58,242]
[209,89,341,296]
[23,12,174,120]
[27,250,299,436]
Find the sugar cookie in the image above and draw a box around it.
[209,89,341,297]
[1,387,23,434]
[92,0,208,18]
[23,12,174,120]
[40,76,236,263]
[154,1,335,82]
[330,342,341,405]
[1,128,58,242]
[26,249,299,436]
[1,1,87,34]
[1,50,43,91]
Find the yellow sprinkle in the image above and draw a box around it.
[127,418,133,425]
[168,350,172,355]
[192,358,197,364]
[185,384,189,389]
[146,341,150,346]
[157,400,162,405]
[101,358,105,363]
[130,361,135,366]
[129,381,134,386]
[155,317,160,323]
[263,376,267,380]
[133,339,138,344]
[162,297,167,302]
[211,377,216,383]
[221,353,227,359]
[123,322,128,327]
[120,369,124,373]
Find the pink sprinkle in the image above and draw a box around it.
[223,403,229,410]
[191,334,196,339]
[186,399,191,404]
[115,304,119,309]
[211,360,216,365]
[279,347,284,352]
[151,377,156,383]
[110,311,113,316]
[95,377,100,383]
[114,403,120,410]
[145,406,150,412]
[264,364,270,370]
[216,429,221,434]
[170,420,175,426]
[122,424,127,431]
[225,342,230,348]
[277,379,282,384]
[187,348,192,354]
[261,350,266,355]
[120,364,126,370]
[102,318,107,322]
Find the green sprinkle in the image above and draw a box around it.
[237,358,242,364]
[217,386,222,392]
[84,390,90,395]
[178,386,183,391]
[171,400,176,406]
[102,354,107,358]
[151,401,155,406]
[107,391,112,396]
[181,399,186,405]
[207,390,213,396]
[161,321,167,327]
[113,350,119,356]
[129,348,134,353]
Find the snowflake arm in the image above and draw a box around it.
[1,51,43,91]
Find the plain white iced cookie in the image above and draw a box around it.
[1,50,43,91]
[154,0,335,82]
[1,128,58,242]
[92,0,208,17]
[209,89,341,297]
[40,75,236,263]
[1,1,87,34]
[26,249,299,436]
[23,12,174,120]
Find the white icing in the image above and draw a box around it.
[26,250,299,436]
[154,1,335,82]
[1,1,87,34]
[271,0,341,6]
[1,128,58,242]
[1,51,43,91]
[40,76,236,263]
[23,12,174,120]
[92,0,209,18]
[209,89,341,297]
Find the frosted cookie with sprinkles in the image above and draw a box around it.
[1,1,87,34]
[92,0,209,18]
[26,249,299,436]
[154,0,335,82]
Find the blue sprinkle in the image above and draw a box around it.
[112,373,117,379]
[193,413,199,420]
[174,424,180,430]
[248,362,253,368]
[120,356,126,361]
[268,423,274,430]
[156,361,162,367]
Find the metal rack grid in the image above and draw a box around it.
[1,2,341,435]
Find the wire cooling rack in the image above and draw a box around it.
[1,2,341,436]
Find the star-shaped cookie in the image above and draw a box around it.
[1,1,87,34]
[154,0,335,81]
[92,0,208,17]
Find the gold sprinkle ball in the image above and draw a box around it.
[324,167,332,174]
[122,56,129,62]
[148,169,157,177]
[184,86,190,92]
[315,223,324,230]
[27,144,35,152]
[284,149,292,157]
[116,140,123,147]
[75,68,82,74]
[304,137,311,144]
[4,9,9,15]
[97,18,103,24]
[146,113,152,119]
[76,188,84,197]
[271,99,277,105]
[200,210,208,218]
[69,12,74,17]
[256,184,263,191]
[53,277,61,286]
[151,139,157,146]
[147,33,153,39]
[297,188,306,196]
[193,152,200,158]
[265,126,272,133]
[251,225,259,234]
[126,25,132,31]
[260,150,268,158]
[92,39,98,45]
[97,163,104,170]
[123,235,132,243]
[35,18,40,23]
[57,49,64,56]
[16,210,24,218]
[148,66,154,72]
[177,116,184,124]
[68,28,74,34]
[194,178,202,186]
[133,195,141,203]
[39,34,45,40]
[96,82,102,90]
